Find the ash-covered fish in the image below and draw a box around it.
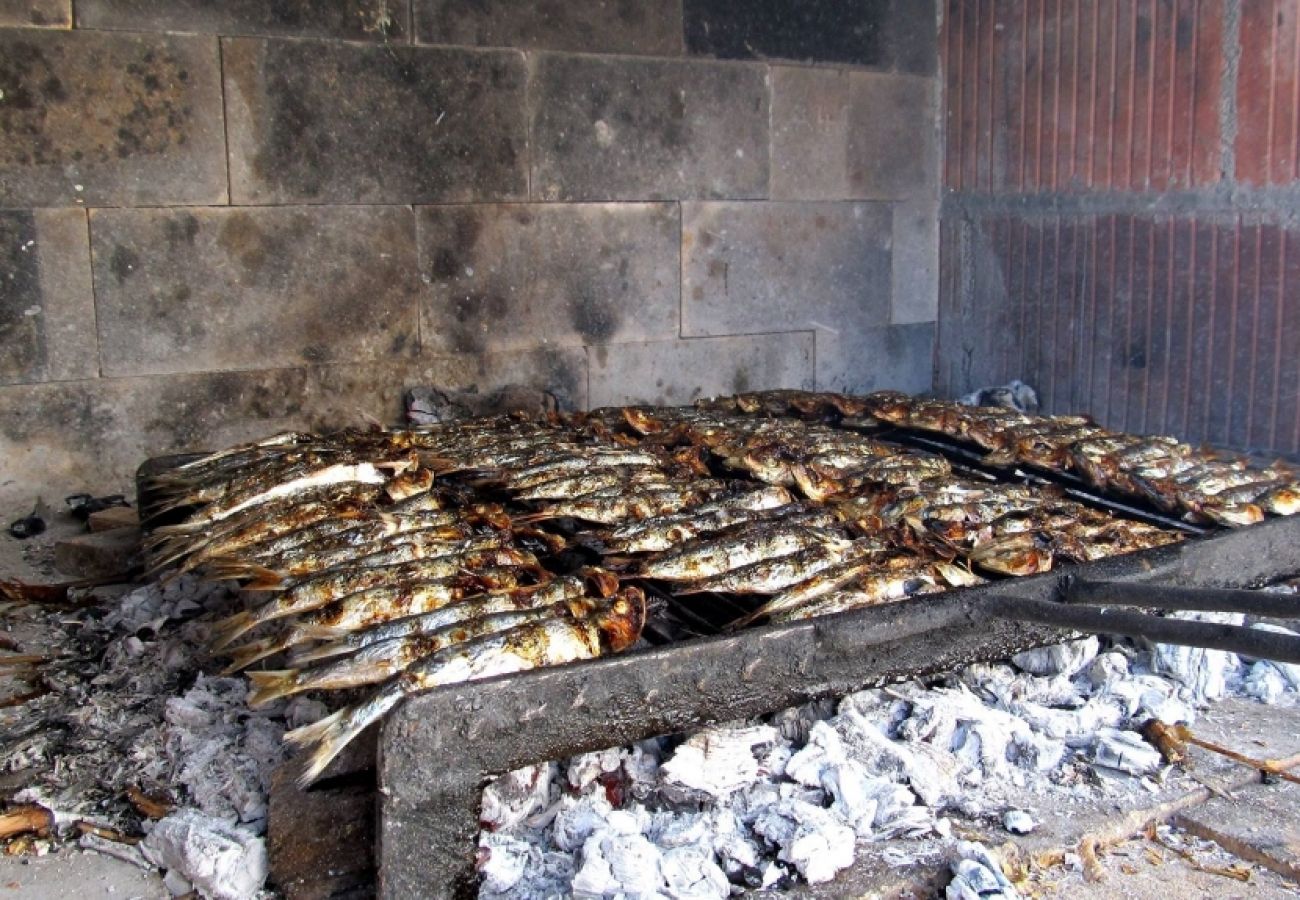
[286,587,647,785]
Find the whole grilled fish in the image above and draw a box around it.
[639,524,851,581]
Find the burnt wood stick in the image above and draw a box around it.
[1065,579,1300,618]
[986,596,1300,665]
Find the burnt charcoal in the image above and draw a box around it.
[65,493,130,522]
[8,508,45,539]
[406,384,560,425]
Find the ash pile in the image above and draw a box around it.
[476,599,1300,899]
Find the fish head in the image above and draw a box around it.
[597,587,647,652]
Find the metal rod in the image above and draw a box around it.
[1066,579,1300,618]
[987,596,1300,665]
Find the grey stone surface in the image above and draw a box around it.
[0,29,226,207]
[0,0,69,26]
[772,68,938,201]
[76,0,408,40]
[814,321,934,395]
[90,206,421,377]
[530,53,768,201]
[0,349,587,510]
[224,37,526,204]
[891,200,939,324]
[0,209,98,385]
[681,201,892,337]
[415,0,682,55]
[417,203,680,354]
[847,72,937,200]
[883,0,938,77]
[587,333,814,407]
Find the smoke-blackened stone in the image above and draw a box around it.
[418,203,679,354]
[531,54,768,201]
[76,0,408,40]
[0,209,98,385]
[586,334,814,407]
[90,206,421,376]
[415,0,682,55]
[224,37,527,204]
[846,73,937,200]
[0,0,70,27]
[0,29,226,206]
[815,322,934,395]
[681,201,892,336]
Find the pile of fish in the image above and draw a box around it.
[859,392,1300,527]
[139,391,1206,784]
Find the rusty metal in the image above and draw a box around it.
[377,513,1300,899]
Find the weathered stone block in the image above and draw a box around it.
[417,203,679,354]
[815,321,933,395]
[224,38,527,204]
[415,0,682,55]
[0,29,226,206]
[0,0,69,27]
[587,334,814,407]
[771,68,938,201]
[76,0,408,41]
[891,200,938,324]
[0,209,98,385]
[681,201,892,337]
[846,72,937,200]
[54,527,141,579]
[89,206,421,377]
[883,0,938,76]
[0,349,587,510]
[530,54,768,201]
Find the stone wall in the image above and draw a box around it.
[0,0,939,506]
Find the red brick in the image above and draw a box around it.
[1236,1,1279,185]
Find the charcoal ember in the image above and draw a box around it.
[8,510,45,539]
[406,384,560,425]
[64,492,130,522]
[481,763,557,832]
[659,844,730,898]
[658,724,779,801]
[945,842,1019,900]
[958,379,1039,413]
[750,797,855,885]
[139,807,269,900]
[1151,611,1245,703]
[1092,728,1164,776]
[1011,637,1099,677]
[1243,624,1300,691]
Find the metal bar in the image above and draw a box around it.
[987,596,1300,664]
[377,514,1300,898]
[1066,578,1300,618]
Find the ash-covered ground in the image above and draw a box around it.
[475,598,1300,899]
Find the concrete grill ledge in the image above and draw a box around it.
[377,514,1300,898]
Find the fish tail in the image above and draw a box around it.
[209,610,257,651]
[219,635,288,673]
[203,559,286,588]
[290,688,404,786]
[289,641,352,665]
[246,669,302,707]
[293,622,352,642]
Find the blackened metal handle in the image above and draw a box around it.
[1064,578,1300,618]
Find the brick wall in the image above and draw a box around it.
[0,0,938,506]
[939,0,1300,456]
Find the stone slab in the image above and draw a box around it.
[530,53,768,201]
[87,505,139,532]
[846,72,938,200]
[891,199,939,324]
[586,333,814,407]
[814,321,934,394]
[0,29,226,207]
[683,0,935,72]
[417,203,679,355]
[268,767,374,900]
[223,37,526,204]
[53,527,141,578]
[681,201,892,338]
[770,66,852,201]
[0,209,98,385]
[0,349,587,510]
[414,0,682,55]
[76,0,408,41]
[0,0,69,27]
[90,206,421,377]
[1175,780,1300,881]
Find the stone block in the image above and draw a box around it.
[771,68,937,201]
[530,53,768,201]
[891,200,938,324]
[54,527,142,579]
[0,0,69,27]
[0,209,98,385]
[846,72,938,200]
[0,29,226,207]
[76,0,408,41]
[681,201,892,337]
[89,206,421,377]
[417,203,679,354]
[87,505,140,532]
[415,0,682,55]
[223,38,526,204]
[586,334,814,407]
[0,350,587,510]
[1175,780,1300,881]
[814,321,933,395]
[883,0,938,76]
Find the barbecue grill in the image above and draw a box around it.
[136,406,1300,899]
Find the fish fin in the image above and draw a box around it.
[209,610,256,651]
[246,669,301,707]
[285,707,346,749]
[726,606,767,631]
[291,689,403,786]
[289,642,352,665]
[219,635,288,673]
[293,623,352,642]
[203,559,286,588]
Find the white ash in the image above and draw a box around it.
[478,631,1300,898]
[1,573,319,896]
